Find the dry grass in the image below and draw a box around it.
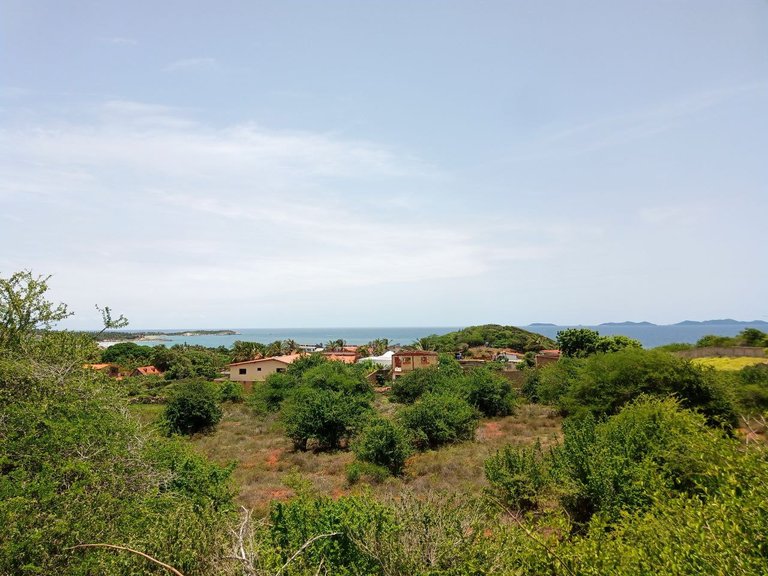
[129,398,563,514]
[187,400,562,513]
[692,357,768,371]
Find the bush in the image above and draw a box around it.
[281,387,371,451]
[163,379,223,435]
[353,418,412,475]
[547,349,737,429]
[551,396,731,527]
[219,379,244,403]
[398,393,479,450]
[346,461,391,485]
[390,367,444,403]
[465,368,517,416]
[484,440,548,511]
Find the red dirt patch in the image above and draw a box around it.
[268,488,293,500]
[266,448,283,469]
[478,421,503,440]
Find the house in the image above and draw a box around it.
[227,353,302,390]
[84,363,121,377]
[131,365,163,377]
[322,351,359,364]
[391,350,439,379]
[535,349,561,367]
[495,350,523,363]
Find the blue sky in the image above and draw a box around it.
[1,1,766,328]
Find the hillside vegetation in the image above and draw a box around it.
[418,324,556,353]
[3,271,768,576]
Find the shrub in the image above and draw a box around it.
[353,418,412,475]
[551,396,731,527]
[484,440,548,511]
[346,461,391,484]
[219,379,244,403]
[281,387,371,451]
[556,349,737,429]
[465,368,517,416]
[390,367,444,403]
[300,361,371,396]
[163,379,223,435]
[398,393,479,450]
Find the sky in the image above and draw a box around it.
[1,0,767,329]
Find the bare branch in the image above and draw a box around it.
[488,496,576,576]
[66,543,185,576]
[274,532,341,576]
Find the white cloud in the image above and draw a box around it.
[0,100,567,326]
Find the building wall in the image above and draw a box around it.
[392,353,438,378]
[674,346,767,359]
[229,359,289,385]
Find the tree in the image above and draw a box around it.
[281,387,370,451]
[465,368,517,417]
[163,379,223,434]
[353,418,412,475]
[398,393,479,450]
[556,328,602,358]
[0,271,72,350]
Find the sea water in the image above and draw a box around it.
[125,323,767,349]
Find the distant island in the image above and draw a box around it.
[528,322,557,327]
[92,329,239,342]
[600,321,657,327]
[673,319,768,326]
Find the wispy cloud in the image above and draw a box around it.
[508,81,767,162]
[0,100,568,325]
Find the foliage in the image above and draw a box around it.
[390,366,446,403]
[484,440,548,511]
[163,379,224,435]
[268,493,392,575]
[346,461,391,485]
[151,344,229,380]
[281,387,371,451]
[418,324,556,353]
[556,328,641,358]
[0,355,233,575]
[219,379,244,403]
[696,327,768,348]
[654,341,694,352]
[531,348,737,429]
[353,418,413,475]
[398,393,479,450]
[0,270,72,351]
[101,341,154,365]
[692,356,768,370]
[465,367,518,417]
[551,396,731,527]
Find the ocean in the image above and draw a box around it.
[125,323,767,349]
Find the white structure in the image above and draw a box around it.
[357,350,394,368]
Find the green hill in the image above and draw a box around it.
[418,324,556,353]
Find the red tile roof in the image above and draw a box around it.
[134,365,162,376]
[229,353,303,367]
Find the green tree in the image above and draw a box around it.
[353,418,413,475]
[0,271,71,351]
[556,328,602,358]
[398,393,479,450]
[465,367,518,417]
[163,379,223,434]
[281,387,370,451]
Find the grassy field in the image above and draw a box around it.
[692,357,768,371]
[132,396,563,514]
